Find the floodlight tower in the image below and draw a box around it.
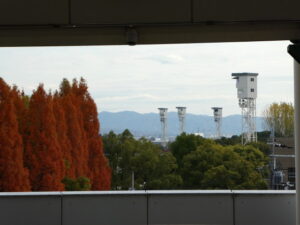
[176,107,187,134]
[211,107,222,139]
[232,72,258,145]
[158,108,168,147]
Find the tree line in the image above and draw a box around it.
[104,130,270,190]
[102,101,294,190]
[0,78,111,191]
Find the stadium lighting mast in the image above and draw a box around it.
[211,107,222,139]
[176,106,186,134]
[158,108,168,147]
[232,72,258,145]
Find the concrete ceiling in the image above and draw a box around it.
[0,0,300,46]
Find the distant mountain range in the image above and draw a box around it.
[98,111,265,138]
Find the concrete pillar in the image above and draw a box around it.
[295,59,300,225]
[288,43,300,225]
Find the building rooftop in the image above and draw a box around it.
[232,72,259,77]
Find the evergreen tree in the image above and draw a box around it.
[170,133,214,168]
[181,143,268,189]
[103,130,181,190]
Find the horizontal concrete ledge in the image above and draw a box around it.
[0,190,295,196]
[0,21,299,46]
[0,190,295,225]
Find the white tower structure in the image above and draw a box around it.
[211,107,222,139]
[176,106,187,134]
[232,72,258,144]
[158,108,168,147]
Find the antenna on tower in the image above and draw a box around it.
[158,108,168,147]
[176,106,186,134]
[232,72,258,145]
[211,107,222,139]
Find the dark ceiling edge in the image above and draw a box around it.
[0,22,299,47]
[0,20,300,29]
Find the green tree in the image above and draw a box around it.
[103,130,182,190]
[257,131,271,143]
[181,143,268,189]
[103,131,122,189]
[132,138,182,189]
[247,141,271,156]
[215,135,241,146]
[62,176,91,191]
[170,133,213,168]
[263,102,294,137]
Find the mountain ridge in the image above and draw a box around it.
[99,111,265,137]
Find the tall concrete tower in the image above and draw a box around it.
[176,106,186,134]
[158,108,168,147]
[232,72,258,144]
[211,107,222,139]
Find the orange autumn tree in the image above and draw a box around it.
[53,93,73,178]
[24,85,64,191]
[59,79,89,179]
[0,78,30,191]
[0,77,111,191]
[11,86,29,138]
[72,78,111,190]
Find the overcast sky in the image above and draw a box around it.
[0,40,294,116]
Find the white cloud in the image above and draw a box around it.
[139,54,185,64]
